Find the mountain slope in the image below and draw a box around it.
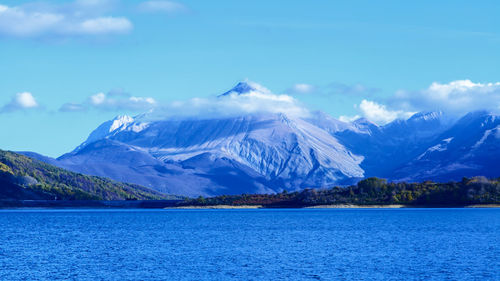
[332,111,449,177]
[55,112,364,196]
[393,111,500,181]
[42,83,364,196]
[22,82,500,196]
[0,150,173,200]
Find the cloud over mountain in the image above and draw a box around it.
[44,79,500,126]
[58,81,308,118]
[144,81,310,120]
[340,80,500,125]
[357,100,415,125]
[391,80,500,116]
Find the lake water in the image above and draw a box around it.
[0,208,498,280]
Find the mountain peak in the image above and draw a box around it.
[456,110,497,126]
[110,115,134,132]
[219,81,260,97]
[353,117,378,127]
[408,111,442,122]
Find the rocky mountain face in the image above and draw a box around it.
[24,83,500,197]
[391,111,500,181]
[55,112,365,196]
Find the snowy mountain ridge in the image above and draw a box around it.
[24,82,499,196]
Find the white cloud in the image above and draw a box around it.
[138,1,187,14]
[88,91,157,111]
[1,92,39,113]
[89,93,107,105]
[15,92,39,108]
[129,96,156,104]
[339,79,500,125]
[391,80,500,116]
[144,82,310,120]
[73,17,132,35]
[59,82,308,118]
[61,91,157,112]
[0,1,132,38]
[358,100,414,125]
[339,100,415,125]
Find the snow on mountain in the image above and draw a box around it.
[393,111,500,181]
[306,111,363,134]
[55,83,365,196]
[219,81,270,97]
[59,112,364,195]
[72,115,137,153]
[352,118,380,135]
[417,137,454,160]
[332,111,448,177]
[29,82,499,196]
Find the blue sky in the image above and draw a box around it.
[1,0,500,157]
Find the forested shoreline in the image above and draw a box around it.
[179,177,500,208]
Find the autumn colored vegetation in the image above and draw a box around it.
[182,177,500,207]
[0,150,174,200]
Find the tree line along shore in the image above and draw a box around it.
[177,177,500,208]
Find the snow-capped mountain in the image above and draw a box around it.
[332,111,449,177]
[392,111,500,181]
[26,82,499,196]
[52,82,365,196]
[57,112,365,196]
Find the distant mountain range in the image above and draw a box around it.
[21,82,500,197]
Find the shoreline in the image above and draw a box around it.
[167,205,264,209]
[168,204,500,209]
[305,204,409,208]
[1,200,499,210]
[465,204,500,208]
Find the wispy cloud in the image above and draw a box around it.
[1,92,40,113]
[60,90,156,112]
[0,1,132,38]
[326,83,380,97]
[286,83,316,95]
[138,1,187,14]
[59,102,87,112]
[286,82,379,97]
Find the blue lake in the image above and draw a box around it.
[0,208,499,280]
